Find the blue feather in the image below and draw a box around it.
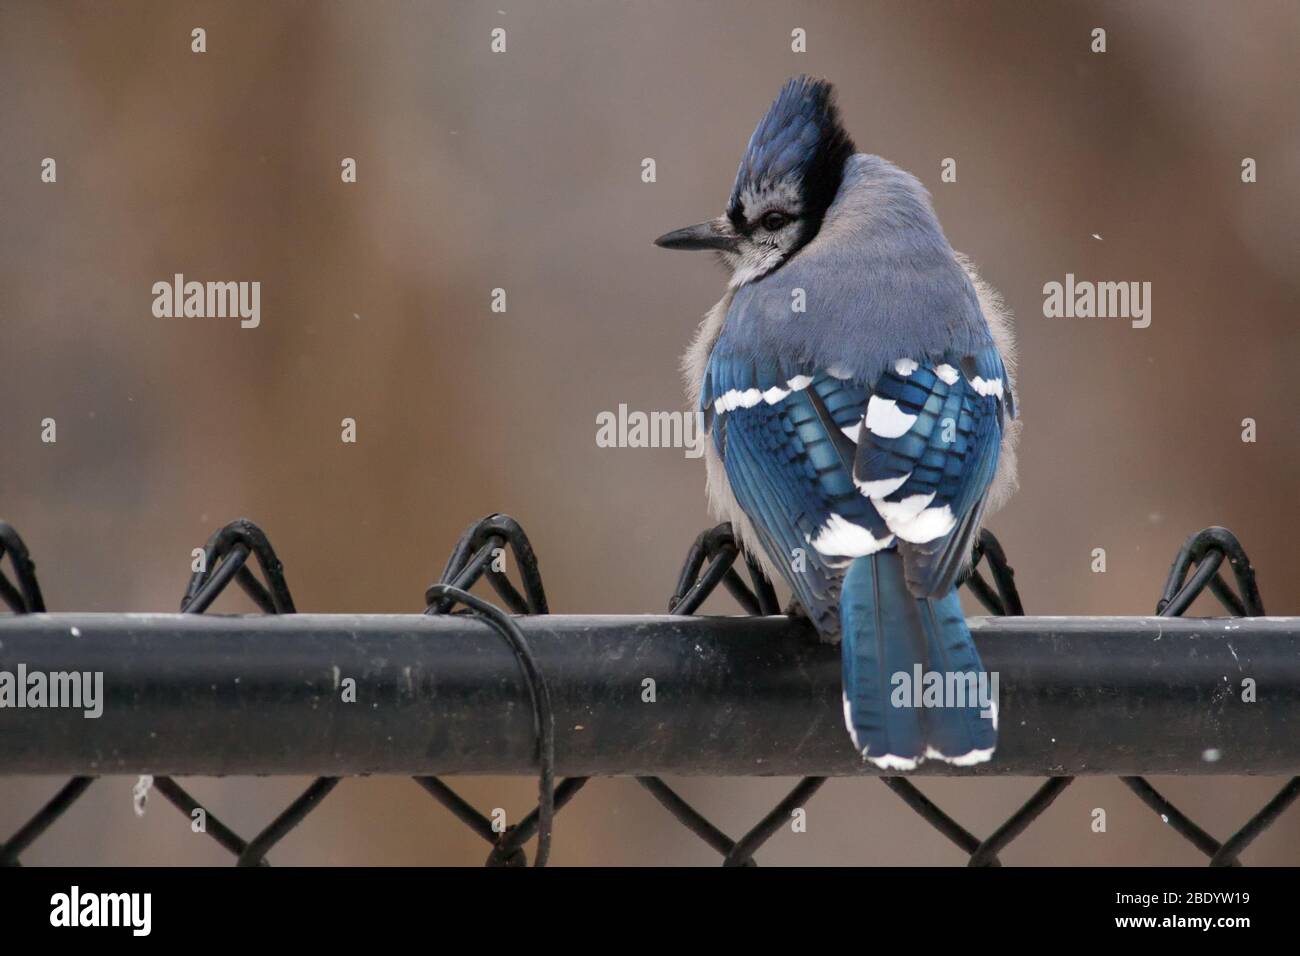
[841,552,995,766]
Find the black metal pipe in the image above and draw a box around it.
[0,613,1296,776]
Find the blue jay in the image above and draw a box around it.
[656,76,1019,769]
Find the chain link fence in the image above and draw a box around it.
[0,515,1295,866]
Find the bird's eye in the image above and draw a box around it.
[760,211,788,232]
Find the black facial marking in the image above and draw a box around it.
[725,76,855,256]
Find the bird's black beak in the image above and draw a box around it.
[654,217,740,253]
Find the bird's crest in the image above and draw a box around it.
[727,76,855,228]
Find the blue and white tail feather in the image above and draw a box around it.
[840,551,996,769]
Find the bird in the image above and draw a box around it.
[655,76,1020,770]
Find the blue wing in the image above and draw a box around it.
[851,347,1011,596]
[705,343,1013,630]
[704,356,886,634]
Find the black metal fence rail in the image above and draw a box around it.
[3,612,1299,778]
[1,515,1296,867]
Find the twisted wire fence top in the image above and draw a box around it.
[0,514,1295,866]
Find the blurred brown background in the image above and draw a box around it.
[1,0,1297,864]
